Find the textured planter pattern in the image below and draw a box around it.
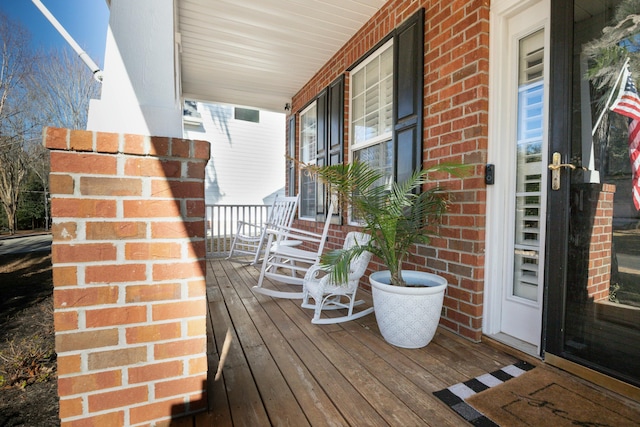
[370,270,447,349]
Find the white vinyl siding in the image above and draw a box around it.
[183,103,286,206]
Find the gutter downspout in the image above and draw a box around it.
[31,0,104,83]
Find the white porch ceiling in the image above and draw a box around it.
[177,0,386,112]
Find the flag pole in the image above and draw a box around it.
[31,0,103,83]
[592,56,630,136]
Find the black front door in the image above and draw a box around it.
[546,0,640,387]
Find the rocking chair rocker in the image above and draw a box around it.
[253,202,334,299]
[301,232,373,324]
[226,195,298,265]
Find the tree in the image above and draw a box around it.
[0,13,101,234]
[22,48,101,231]
[26,142,51,230]
[17,169,46,230]
[0,12,38,234]
[32,47,101,130]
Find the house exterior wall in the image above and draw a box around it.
[183,103,286,206]
[45,128,209,426]
[87,0,183,138]
[289,0,489,341]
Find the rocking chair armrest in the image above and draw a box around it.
[234,221,266,238]
[267,224,323,242]
[236,220,264,230]
[304,263,327,281]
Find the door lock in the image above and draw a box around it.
[548,152,575,190]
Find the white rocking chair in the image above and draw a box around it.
[227,195,298,265]
[253,202,334,299]
[301,232,373,324]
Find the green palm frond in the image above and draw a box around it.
[314,161,469,286]
[320,243,373,285]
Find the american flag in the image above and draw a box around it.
[610,65,640,210]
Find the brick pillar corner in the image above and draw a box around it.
[45,126,210,426]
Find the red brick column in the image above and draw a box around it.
[586,183,616,302]
[45,127,210,426]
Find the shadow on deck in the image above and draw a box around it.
[178,257,532,426]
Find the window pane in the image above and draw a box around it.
[366,60,379,88]
[300,103,317,218]
[353,118,366,145]
[353,94,364,123]
[350,41,393,153]
[353,68,365,97]
[350,41,394,202]
[513,29,544,302]
[353,140,393,183]
[381,47,393,78]
[234,107,260,123]
[365,86,379,117]
[381,76,394,134]
[365,112,379,141]
[300,104,317,163]
[300,171,316,218]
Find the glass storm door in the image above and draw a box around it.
[546,0,640,387]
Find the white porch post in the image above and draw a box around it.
[87,0,183,138]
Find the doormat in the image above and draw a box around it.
[433,360,534,426]
[434,361,640,426]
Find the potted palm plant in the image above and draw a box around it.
[311,161,468,348]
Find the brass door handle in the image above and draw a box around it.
[548,152,574,190]
[547,163,576,171]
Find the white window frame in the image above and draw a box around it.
[349,39,394,156]
[348,39,394,224]
[299,101,318,220]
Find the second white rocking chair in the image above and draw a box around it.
[253,203,334,299]
[227,195,298,265]
[301,231,373,324]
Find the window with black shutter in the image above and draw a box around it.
[349,9,424,206]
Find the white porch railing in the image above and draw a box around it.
[205,204,270,257]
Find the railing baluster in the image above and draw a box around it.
[205,203,270,258]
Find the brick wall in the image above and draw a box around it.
[586,183,616,302]
[45,127,210,426]
[289,0,489,341]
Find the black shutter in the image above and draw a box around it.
[393,9,424,185]
[287,115,296,196]
[316,89,328,218]
[314,76,345,219]
[328,75,344,222]
[328,75,344,167]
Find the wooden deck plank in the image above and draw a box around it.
[237,295,351,424]
[228,261,380,426]
[245,286,390,424]
[207,270,271,426]
[264,296,431,426]
[206,300,232,426]
[195,258,544,427]
[214,261,312,426]
[268,299,455,426]
[234,262,474,425]
[329,330,463,426]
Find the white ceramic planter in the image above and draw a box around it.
[369,270,447,349]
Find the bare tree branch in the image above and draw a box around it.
[0,12,38,234]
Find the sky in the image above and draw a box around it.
[0,0,109,68]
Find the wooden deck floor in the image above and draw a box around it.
[195,257,523,426]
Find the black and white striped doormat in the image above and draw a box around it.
[433,360,536,426]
